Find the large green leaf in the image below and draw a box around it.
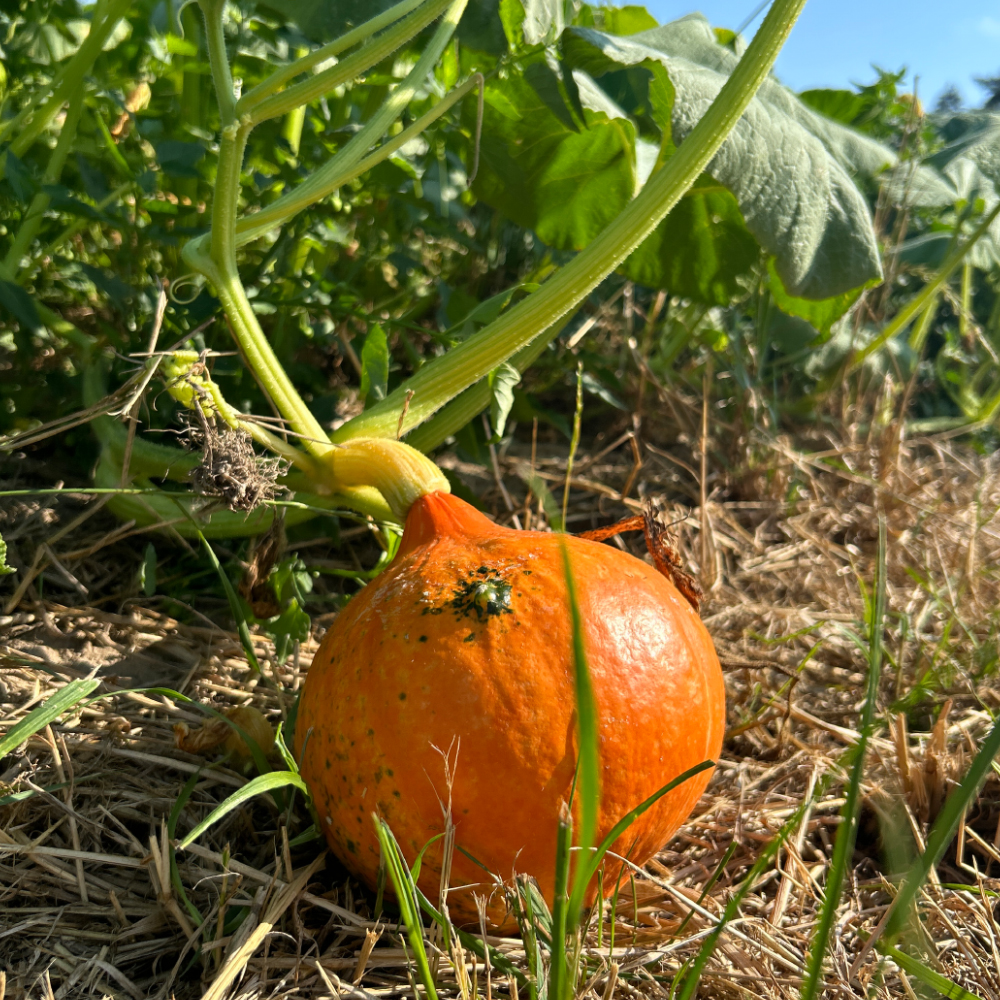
[471,9,885,310]
[624,175,759,304]
[470,52,758,305]
[562,16,886,300]
[471,67,636,252]
[928,111,1000,189]
[893,112,1000,269]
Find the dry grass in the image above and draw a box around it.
[2,426,1000,999]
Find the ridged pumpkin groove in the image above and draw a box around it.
[295,491,725,929]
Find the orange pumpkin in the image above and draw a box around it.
[295,491,724,928]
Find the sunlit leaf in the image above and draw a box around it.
[487,361,520,439]
[360,324,389,405]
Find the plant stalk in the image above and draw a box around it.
[198,0,236,125]
[182,118,331,454]
[960,261,973,344]
[186,0,467,487]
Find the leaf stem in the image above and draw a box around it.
[233,67,478,249]
[239,0,427,107]
[335,0,810,442]
[241,0,453,126]
[198,0,236,125]
[183,121,331,454]
[186,0,467,486]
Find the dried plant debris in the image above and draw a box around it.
[186,408,284,513]
[2,434,1000,999]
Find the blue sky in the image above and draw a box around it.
[644,0,1000,108]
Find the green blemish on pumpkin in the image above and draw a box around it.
[447,569,513,621]
[464,632,476,642]
[399,692,407,701]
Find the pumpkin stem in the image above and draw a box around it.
[327,438,451,522]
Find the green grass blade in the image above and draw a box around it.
[0,678,101,757]
[176,771,307,850]
[168,772,205,924]
[800,514,887,1000]
[195,530,261,672]
[560,542,600,899]
[673,839,739,940]
[520,878,546,1000]
[878,944,986,1000]
[567,760,715,920]
[374,817,439,1000]
[0,773,103,807]
[548,806,573,1000]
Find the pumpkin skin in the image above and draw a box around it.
[295,491,724,929]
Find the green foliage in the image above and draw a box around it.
[260,556,314,663]
[878,945,986,1000]
[196,531,262,672]
[373,818,441,1000]
[472,11,890,311]
[487,361,520,439]
[139,541,157,596]
[0,678,101,758]
[359,323,390,406]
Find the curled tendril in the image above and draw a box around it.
[169,273,206,305]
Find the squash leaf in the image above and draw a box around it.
[360,323,389,406]
[471,10,889,316]
[472,66,636,254]
[561,17,887,300]
[891,112,1000,270]
[487,361,520,441]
